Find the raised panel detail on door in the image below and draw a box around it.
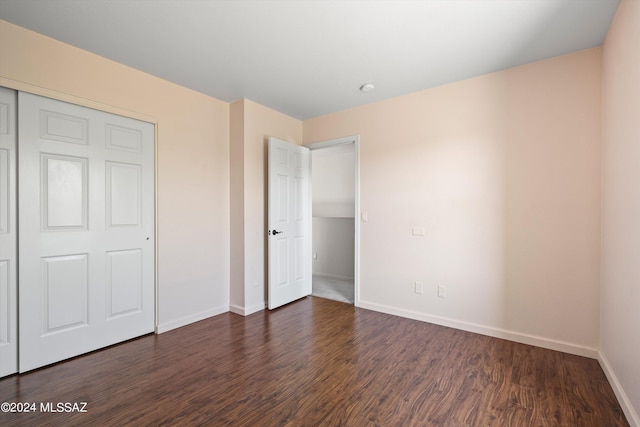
[277,174,289,222]
[277,147,288,166]
[0,103,8,134]
[0,261,8,344]
[40,110,88,145]
[19,91,155,372]
[42,154,88,230]
[0,149,7,234]
[295,177,304,221]
[294,237,304,281]
[0,87,17,377]
[42,254,88,334]
[106,249,142,318]
[106,124,142,153]
[276,239,289,288]
[106,162,141,227]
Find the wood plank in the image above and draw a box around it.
[0,297,629,426]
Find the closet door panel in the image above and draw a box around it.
[0,87,17,377]
[18,92,155,372]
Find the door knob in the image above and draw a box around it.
[271,230,283,235]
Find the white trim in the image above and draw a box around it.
[156,305,228,333]
[599,350,640,427]
[305,135,361,307]
[229,304,245,315]
[0,77,157,124]
[305,135,357,150]
[358,300,599,358]
[230,302,266,316]
[154,121,159,334]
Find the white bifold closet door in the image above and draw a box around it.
[18,92,155,372]
[0,88,18,376]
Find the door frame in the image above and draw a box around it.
[0,81,159,333]
[305,135,360,306]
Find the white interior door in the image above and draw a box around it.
[267,137,311,309]
[18,92,155,372]
[0,87,17,377]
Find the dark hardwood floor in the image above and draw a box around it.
[0,297,628,426]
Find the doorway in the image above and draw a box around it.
[306,136,360,305]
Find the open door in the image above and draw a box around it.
[267,137,311,309]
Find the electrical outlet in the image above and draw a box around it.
[415,282,423,295]
[437,285,447,298]
[412,226,425,236]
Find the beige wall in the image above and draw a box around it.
[0,20,231,331]
[229,99,302,314]
[304,48,602,356]
[601,0,640,424]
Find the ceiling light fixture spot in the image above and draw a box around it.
[359,83,375,93]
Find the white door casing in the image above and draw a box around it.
[18,92,155,372]
[267,137,311,310]
[0,87,17,377]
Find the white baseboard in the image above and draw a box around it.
[156,305,228,333]
[599,350,640,427]
[312,272,354,281]
[229,303,245,315]
[229,302,266,316]
[357,300,598,359]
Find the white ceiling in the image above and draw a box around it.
[0,0,620,120]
